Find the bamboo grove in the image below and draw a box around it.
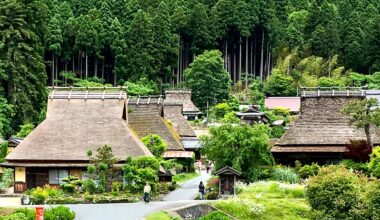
[0,0,379,135]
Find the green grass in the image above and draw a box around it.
[215,181,310,220]
[172,172,199,184]
[145,211,179,220]
[0,207,16,216]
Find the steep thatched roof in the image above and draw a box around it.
[5,93,153,165]
[273,96,380,153]
[163,104,196,137]
[164,90,201,114]
[127,100,184,151]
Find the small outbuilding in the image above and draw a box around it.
[214,166,241,196]
[236,105,269,125]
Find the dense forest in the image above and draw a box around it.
[0,0,380,136]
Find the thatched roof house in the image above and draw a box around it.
[127,96,184,151]
[3,88,155,192]
[272,93,380,164]
[163,103,196,137]
[164,90,201,120]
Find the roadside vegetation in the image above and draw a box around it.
[172,172,199,184]
[0,206,75,220]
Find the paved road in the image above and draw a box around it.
[63,171,211,220]
[163,171,211,201]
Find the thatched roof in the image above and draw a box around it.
[164,90,201,114]
[127,102,184,151]
[273,96,380,153]
[163,104,196,137]
[5,95,153,165]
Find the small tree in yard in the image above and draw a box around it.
[341,98,380,147]
[141,134,167,158]
[201,124,274,181]
[184,50,231,109]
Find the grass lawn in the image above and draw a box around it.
[172,172,199,184]
[0,207,15,216]
[215,181,310,220]
[145,211,179,220]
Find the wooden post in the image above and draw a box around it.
[219,176,221,196]
[233,175,236,195]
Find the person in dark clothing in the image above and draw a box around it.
[199,181,205,200]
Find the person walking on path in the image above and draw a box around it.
[143,183,151,203]
[199,181,205,200]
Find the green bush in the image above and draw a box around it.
[44,205,75,220]
[364,180,380,219]
[124,80,159,96]
[205,191,219,200]
[46,196,80,204]
[0,168,14,191]
[340,159,370,175]
[215,103,232,118]
[271,166,298,183]
[82,179,96,194]
[298,163,319,179]
[13,208,35,220]
[28,185,62,204]
[60,183,75,193]
[141,134,167,158]
[0,212,28,220]
[306,165,367,219]
[368,146,380,177]
[168,181,177,191]
[199,210,230,220]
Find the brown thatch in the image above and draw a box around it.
[5,97,153,165]
[163,104,196,137]
[127,102,184,151]
[164,90,201,114]
[274,96,380,153]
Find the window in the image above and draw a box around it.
[48,169,68,184]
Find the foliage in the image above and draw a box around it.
[0,141,8,163]
[249,79,265,107]
[0,168,14,191]
[340,159,370,176]
[341,98,380,147]
[12,208,35,220]
[44,206,75,220]
[202,124,273,181]
[0,97,13,138]
[123,156,159,193]
[270,126,286,138]
[344,140,372,161]
[297,163,320,179]
[141,134,167,158]
[271,166,299,183]
[220,112,239,124]
[82,179,96,194]
[215,181,308,220]
[368,146,380,178]
[124,80,159,96]
[264,72,295,97]
[15,123,35,138]
[185,50,231,109]
[27,185,62,205]
[172,172,199,184]
[365,180,380,219]
[214,103,233,118]
[160,159,182,172]
[145,211,180,220]
[305,165,368,219]
[199,210,230,220]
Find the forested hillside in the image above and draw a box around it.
[0,0,379,136]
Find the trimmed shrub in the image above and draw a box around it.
[340,159,370,175]
[44,205,75,220]
[0,212,28,220]
[82,179,96,194]
[306,165,367,219]
[60,183,75,193]
[13,208,35,220]
[271,166,298,183]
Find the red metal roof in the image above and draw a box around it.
[265,97,301,112]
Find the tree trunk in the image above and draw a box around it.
[52,54,55,86]
[79,52,82,79]
[72,54,75,73]
[177,37,181,85]
[365,126,373,147]
[260,29,265,82]
[253,37,257,77]
[94,57,97,77]
[245,36,248,89]
[268,51,271,76]
[102,59,105,82]
[225,40,228,71]
[55,55,58,85]
[239,36,242,82]
[85,50,88,79]
[114,59,117,86]
[233,43,236,84]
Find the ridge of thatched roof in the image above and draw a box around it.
[164,90,201,114]
[5,98,153,163]
[274,96,380,151]
[127,103,184,151]
[163,104,196,137]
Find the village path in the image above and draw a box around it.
[63,170,211,220]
